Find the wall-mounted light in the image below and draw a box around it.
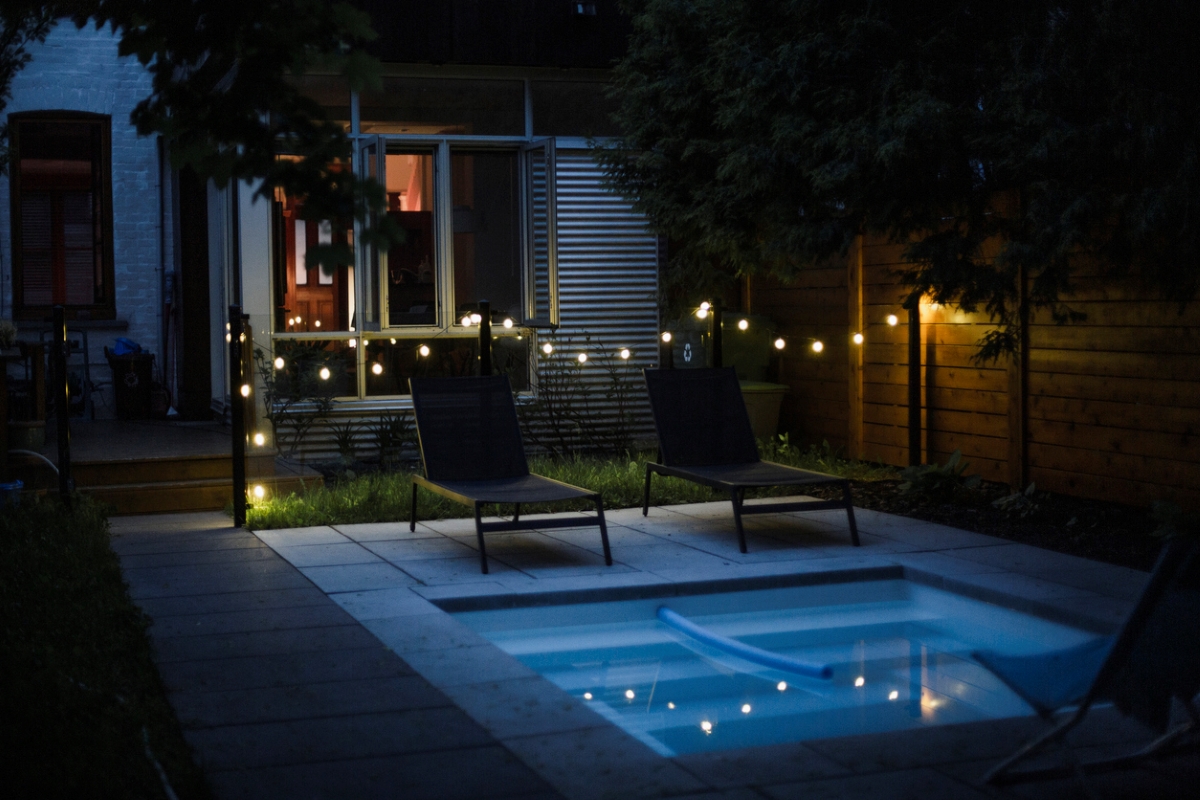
[348,338,356,348]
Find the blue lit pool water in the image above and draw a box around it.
[455,579,1095,756]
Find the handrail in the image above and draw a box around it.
[657,606,833,680]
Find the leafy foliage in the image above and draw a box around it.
[253,343,343,457]
[599,0,1200,360]
[898,449,981,502]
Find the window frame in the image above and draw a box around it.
[8,111,116,321]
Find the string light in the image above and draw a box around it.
[371,362,383,375]
[661,332,673,343]
[737,319,749,331]
[852,332,864,345]
[741,704,752,714]
[418,344,430,357]
[503,318,514,329]
[577,353,588,363]
[583,693,593,701]
[618,348,631,360]
[348,338,356,348]
[314,320,321,328]
[319,367,331,380]
[774,337,786,350]
[542,343,554,355]
[274,357,285,369]
[625,689,635,700]
[855,676,865,687]
[253,432,265,446]
[390,338,397,344]
[888,690,900,701]
[811,340,824,353]
[700,720,713,734]
[887,314,899,326]
[240,384,251,397]
[461,314,473,327]
[777,681,788,691]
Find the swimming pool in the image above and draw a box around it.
[454,577,1096,756]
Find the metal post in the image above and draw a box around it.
[660,334,674,369]
[229,306,246,527]
[478,300,492,376]
[710,304,723,368]
[53,305,72,499]
[907,302,921,466]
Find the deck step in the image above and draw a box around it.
[71,452,278,487]
[80,473,320,515]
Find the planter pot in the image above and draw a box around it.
[739,381,789,441]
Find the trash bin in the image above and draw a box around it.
[105,348,155,420]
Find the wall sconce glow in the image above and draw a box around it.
[625,689,635,700]
[888,690,900,701]
[774,337,786,350]
[273,357,285,370]
[661,331,673,343]
[887,314,899,326]
[418,344,430,357]
[777,681,788,691]
[737,318,749,331]
[371,362,383,375]
[252,484,265,500]
[503,318,514,329]
[618,348,631,360]
[855,676,865,687]
[461,315,473,327]
[853,332,864,345]
[253,432,265,446]
[319,367,331,380]
[577,353,588,363]
[542,343,554,355]
[583,692,593,701]
[741,704,752,714]
[811,340,824,353]
[240,384,251,398]
[700,720,713,734]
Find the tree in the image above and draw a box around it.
[598,0,1200,359]
[1,1,399,267]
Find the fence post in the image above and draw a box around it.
[906,301,922,466]
[53,305,72,499]
[478,300,492,376]
[229,306,246,527]
[710,304,723,368]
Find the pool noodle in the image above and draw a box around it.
[657,606,833,680]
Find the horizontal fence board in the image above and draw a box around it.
[1028,419,1196,463]
[1029,301,1200,328]
[1028,349,1198,381]
[1029,465,1200,509]
[863,364,1008,392]
[868,383,1008,415]
[1028,395,1200,436]
[1027,373,1200,409]
[924,449,1008,482]
[1027,442,1200,492]
[1028,324,1200,354]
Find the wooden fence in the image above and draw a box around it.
[753,234,1200,509]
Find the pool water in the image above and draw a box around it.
[455,579,1095,756]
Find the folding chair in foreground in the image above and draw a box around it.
[973,537,1200,786]
[409,375,612,574]
[641,367,859,553]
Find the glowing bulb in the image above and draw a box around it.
[625,689,635,700]
[583,692,593,701]
[225,322,231,331]
[287,317,294,326]
[295,316,302,324]
[390,338,397,344]
[470,313,482,324]
[700,720,713,734]
[618,348,631,360]
[239,333,246,343]
[503,318,514,329]
[253,432,265,446]
[371,362,383,375]
[741,704,752,714]
[252,485,265,499]
[418,344,430,357]
[887,314,899,326]
[462,315,473,327]
[853,332,864,345]
[811,340,824,353]
[315,320,321,328]
[855,676,865,687]
[889,690,899,701]
[348,338,356,348]
[319,367,331,380]
[777,681,788,692]
[737,319,749,331]
[542,343,554,355]
[225,333,232,343]
[667,702,676,709]
[661,332,673,343]
[240,384,251,397]
[696,307,709,320]
[577,353,588,363]
[274,357,285,370]
[700,301,711,311]
[774,337,786,350]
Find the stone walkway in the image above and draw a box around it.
[110,500,1200,799]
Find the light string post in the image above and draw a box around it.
[53,305,72,499]
[478,300,492,376]
[229,305,246,527]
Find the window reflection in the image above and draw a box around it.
[364,336,530,396]
[386,152,437,326]
[451,151,521,322]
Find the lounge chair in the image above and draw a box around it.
[641,367,859,552]
[973,537,1200,785]
[409,375,613,574]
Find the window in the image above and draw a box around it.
[9,113,115,320]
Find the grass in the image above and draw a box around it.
[248,441,898,530]
[0,495,211,799]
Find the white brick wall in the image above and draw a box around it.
[1,22,166,416]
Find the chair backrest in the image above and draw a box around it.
[643,367,760,467]
[409,375,529,481]
[1090,537,1200,731]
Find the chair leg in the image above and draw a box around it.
[596,496,612,566]
[513,503,521,523]
[843,483,860,546]
[642,466,653,516]
[474,503,489,575]
[983,705,1090,785]
[730,488,748,553]
[410,481,418,532]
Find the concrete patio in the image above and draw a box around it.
[110,499,1199,799]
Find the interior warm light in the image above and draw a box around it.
[700,720,713,734]
[661,331,673,343]
[777,681,788,691]
[252,484,265,499]
[811,340,824,353]
[240,384,250,397]
[253,432,265,446]
[583,692,593,701]
[319,367,331,380]
[888,690,900,701]
[741,704,752,714]
[887,314,899,326]
[371,363,383,375]
[618,348,631,360]
[625,689,635,700]
[774,337,786,350]
[577,353,588,363]
[853,332,864,345]
[273,357,285,370]
[737,319,749,331]
[503,318,514,329]
[855,676,865,687]
[542,343,554,355]
[418,344,430,357]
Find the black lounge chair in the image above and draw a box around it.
[973,537,1200,786]
[641,367,859,552]
[408,375,612,574]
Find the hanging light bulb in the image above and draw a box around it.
[737,319,749,331]
[774,337,786,350]
[887,314,899,326]
[811,340,824,353]
[274,357,285,370]
[371,362,383,375]
[661,331,673,343]
[542,342,554,355]
[618,348,631,360]
[852,332,864,345]
[461,314,473,327]
[418,344,430,357]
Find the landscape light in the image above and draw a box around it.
[418,344,430,357]
[274,357,285,370]
[811,340,824,353]
[887,314,899,326]
[852,332,864,345]
[319,367,331,380]
[371,363,383,375]
[253,485,265,499]
[737,319,749,331]
[774,337,786,350]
